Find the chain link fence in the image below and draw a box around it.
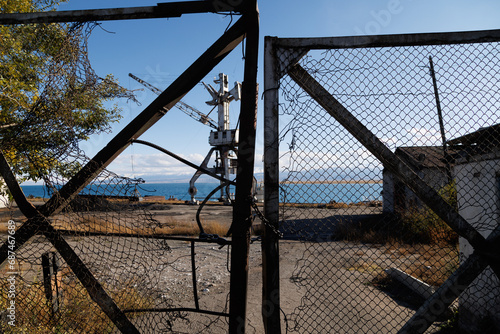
[0,17,239,334]
[265,31,500,333]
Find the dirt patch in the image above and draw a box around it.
[0,203,449,333]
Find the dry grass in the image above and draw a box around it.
[383,242,459,286]
[337,213,460,287]
[346,261,385,275]
[0,267,152,334]
[395,206,458,245]
[335,210,458,246]
[0,215,229,237]
[50,215,141,235]
[154,219,229,236]
[352,242,458,288]
[336,181,458,246]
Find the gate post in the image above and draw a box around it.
[262,36,281,334]
[228,2,259,333]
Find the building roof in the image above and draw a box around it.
[448,123,500,148]
[395,124,500,170]
[395,146,457,169]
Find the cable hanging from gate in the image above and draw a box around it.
[131,139,233,243]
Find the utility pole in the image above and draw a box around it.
[429,56,452,182]
[429,56,447,149]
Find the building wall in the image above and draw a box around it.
[382,169,394,213]
[455,158,500,333]
[382,167,450,213]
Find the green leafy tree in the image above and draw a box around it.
[0,0,132,183]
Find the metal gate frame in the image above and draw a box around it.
[0,1,258,333]
[263,30,500,334]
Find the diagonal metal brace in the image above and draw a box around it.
[0,151,38,219]
[0,152,45,270]
[38,16,247,218]
[286,63,500,278]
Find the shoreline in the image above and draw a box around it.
[280,180,382,184]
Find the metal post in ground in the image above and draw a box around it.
[262,36,282,334]
[42,252,61,316]
[228,1,259,332]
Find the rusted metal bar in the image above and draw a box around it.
[228,2,259,332]
[39,16,247,217]
[0,151,38,218]
[0,1,243,24]
[1,228,229,270]
[0,152,43,268]
[0,216,40,270]
[42,252,61,316]
[54,230,231,244]
[262,36,282,334]
[273,29,500,50]
[0,160,76,266]
[191,241,200,310]
[286,64,500,276]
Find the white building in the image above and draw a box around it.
[382,124,500,332]
[448,124,500,333]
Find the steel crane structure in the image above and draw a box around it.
[128,73,218,129]
[128,72,241,203]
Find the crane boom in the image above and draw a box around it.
[128,73,217,129]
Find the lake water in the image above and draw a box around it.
[280,182,382,204]
[21,182,382,204]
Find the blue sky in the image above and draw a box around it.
[52,0,500,183]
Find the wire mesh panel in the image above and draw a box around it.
[266,32,500,333]
[0,13,246,333]
[0,161,232,333]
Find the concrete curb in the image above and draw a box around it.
[385,267,435,300]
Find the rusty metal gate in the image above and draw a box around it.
[263,30,500,333]
[0,1,258,333]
